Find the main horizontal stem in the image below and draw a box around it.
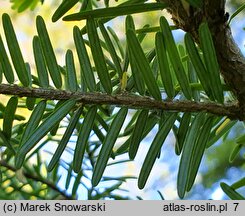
[0,84,243,120]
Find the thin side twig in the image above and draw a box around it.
[0,160,73,200]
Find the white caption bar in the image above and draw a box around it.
[0,200,244,216]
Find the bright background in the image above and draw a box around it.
[0,0,244,200]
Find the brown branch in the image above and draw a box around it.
[0,160,73,200]
[159,0,245,113]
[0,84,244,120]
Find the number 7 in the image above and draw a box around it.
[233,203,239,211]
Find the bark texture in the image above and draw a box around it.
[160,0,245,118]
[0,84,242,120]
[0,1,244,120]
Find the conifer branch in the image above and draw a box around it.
[0,84,243,120]
[0,160,73,200]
